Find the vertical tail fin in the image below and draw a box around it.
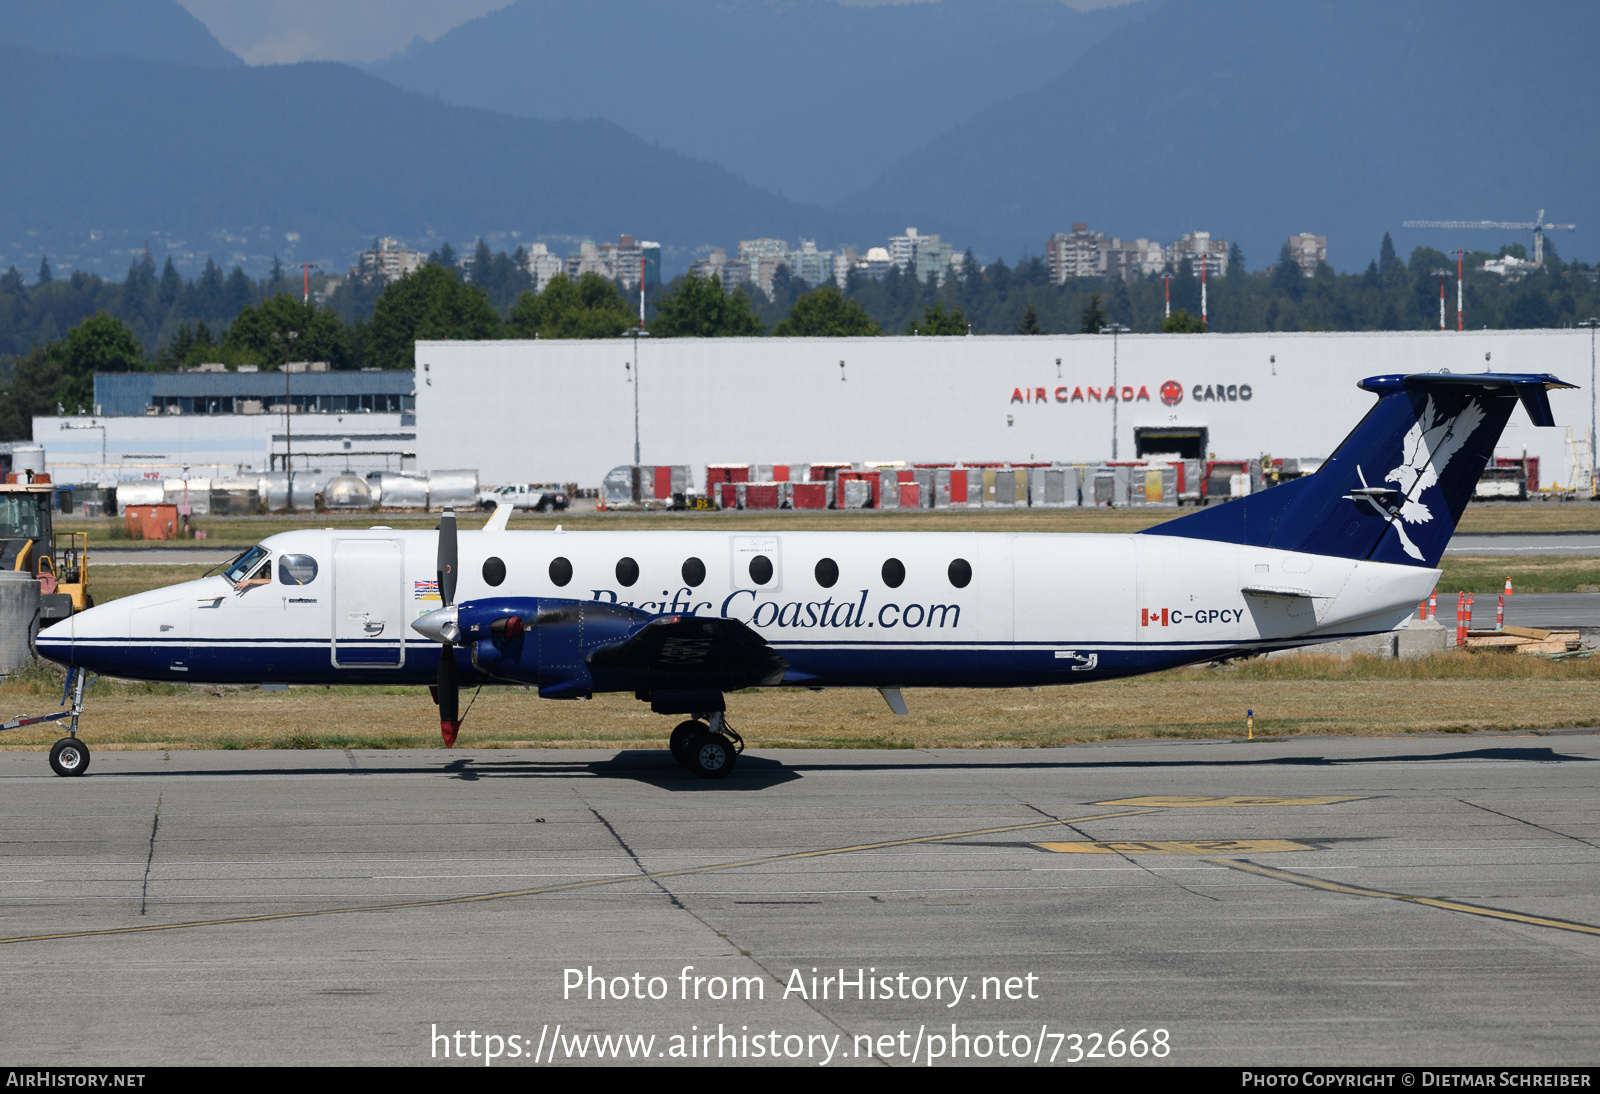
[1140,372,1575,567]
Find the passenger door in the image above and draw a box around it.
[332,539,405,667]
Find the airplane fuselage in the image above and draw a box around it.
[38,527,1437,690]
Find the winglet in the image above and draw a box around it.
[482,500,513,532]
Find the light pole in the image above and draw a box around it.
[622,327,650,465]
[301,263,320,305]
[1582,318,1600,495]
[272,330,299,509]
[1100,323,1130,459]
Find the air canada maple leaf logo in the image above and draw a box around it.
[1159,380,1184,406]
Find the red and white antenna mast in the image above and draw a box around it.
[1199,251,1208,330]
[1453,249,1464,331]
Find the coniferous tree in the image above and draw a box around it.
[36,256,52,285]
[1078,292,1108,333]
[1016,303,1045,334]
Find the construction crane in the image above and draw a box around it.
[1402,209,1576,265]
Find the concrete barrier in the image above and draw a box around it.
[0,572,40,676]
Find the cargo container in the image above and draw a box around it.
[1030,466,1081,508]
[791,481,828,509]
[931,467,973,509]
[125,504,180,541]
[1129,464,1179,507]
[839,478,874,508]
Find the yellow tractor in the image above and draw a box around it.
[0,478,88,621]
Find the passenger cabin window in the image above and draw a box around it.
[748,554,773,585]
[278,554,318,585]
[948,558,972,588]
[616,557,640,587]
[549,556,573,587]
[881,558,906,588]
[681,557,706,587]
[483,556,507,586]
[814,558,839,588]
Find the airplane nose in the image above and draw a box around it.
[34,613,78,667]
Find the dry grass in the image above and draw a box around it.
[1437,555,1600,595]
[2,652,1594,753]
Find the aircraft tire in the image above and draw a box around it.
[670,720,704,766]
[686,732,735,780]
[49,737,90,778]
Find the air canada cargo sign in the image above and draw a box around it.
[1009,380,1253,406]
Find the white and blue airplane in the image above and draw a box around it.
[24,371,1572,778]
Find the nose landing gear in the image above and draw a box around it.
[669,711,742,780]
[1,667,92,777]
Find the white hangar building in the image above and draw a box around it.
[414,329,1597,491]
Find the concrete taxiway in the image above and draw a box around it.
[1,734,1597,1067]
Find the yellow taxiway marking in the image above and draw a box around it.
[1096,795,1366,808]
[1036,839,1313,855]
[0,808,1154,946]
[1214,859,1600,938]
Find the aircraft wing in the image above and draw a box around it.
[586,615,789,693]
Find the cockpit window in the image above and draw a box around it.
[223,545,269,584]
[278,554,318,585]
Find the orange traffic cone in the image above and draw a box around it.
[1504,576,1514,596]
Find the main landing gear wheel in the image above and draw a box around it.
[686,731,735,780]
[670,720,703,766]
[49,737,90,777]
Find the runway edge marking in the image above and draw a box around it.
[0,808,1156,946]
[1213,858,1600,937]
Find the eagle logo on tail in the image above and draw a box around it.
[1348,396,1486,561]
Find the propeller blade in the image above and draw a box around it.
[437,507,457,607]
[438,647,460,748]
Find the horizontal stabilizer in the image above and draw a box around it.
[1241,585,1316,599]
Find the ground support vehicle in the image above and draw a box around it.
[0,478,88,620]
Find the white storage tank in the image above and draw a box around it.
[114,482,164,513]
[322,474,373,509]
[263,472,320,512]
[426,469,478,511]
[375,472,429,509]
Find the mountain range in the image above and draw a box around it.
[3,0,1596,280]
[367,0,1150,207]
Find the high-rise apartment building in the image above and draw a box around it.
[1166,231,1229,277]
[1046,224,1107,282]
[352,238,423,283]
[739,238,790,298]
[789,240,835,287]
[1286,233,1327,276]
[521,242,564,291]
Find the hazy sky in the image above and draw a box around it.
[179,0,1136,64]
